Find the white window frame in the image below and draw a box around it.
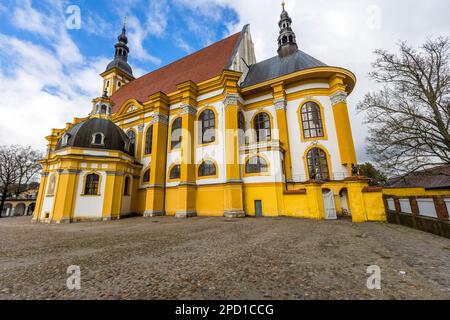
[91,132,105,146]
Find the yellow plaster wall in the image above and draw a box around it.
[363,192,386,222]
[196,185,224,216]
[283,193,309,218]
[165,187,179,216]
[243,183,284,217]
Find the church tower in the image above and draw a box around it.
[100,18,135,97]
[277,1,299,58]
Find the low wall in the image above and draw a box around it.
[383,188,450,238]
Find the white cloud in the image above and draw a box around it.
[83,11,115,38]
[127,15,162,65]
[145,0,169,37]
[174,35,194,54]
[0,0,107,152]
[11,0,83,65]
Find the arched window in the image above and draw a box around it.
[47,174,56,195]
[282,36,287,44]
[169,165,181,180]
[145,126,153,155]
[91,133,105,145]
[143,169,150,183]
[101,104,108,114]
[238,111,246,145]
[253,112,271,143]
[199,109,216,144]
[171,118,182,150]
[198,160,217,177]
[61,133,70,146]
[124,176,131,195]
[307,148,330,180]
[301,102,324,139]
[84,173,100,195]
[127,130,136,156]
[245,156,268,174]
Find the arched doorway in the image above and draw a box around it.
[14,203,26,216]
[1,204,13,217]
[27,203,36,216]
[339,188,351,217]
[322,189,337,220]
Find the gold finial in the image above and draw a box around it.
[282,0,285,10]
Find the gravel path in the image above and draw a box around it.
[0,216,449,300]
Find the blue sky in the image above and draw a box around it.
[0,0,238,77]
[0,0,449,162]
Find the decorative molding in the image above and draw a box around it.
[274,98,287,111]
[330,91,348,106]
[180,104,197,116]
[55,169,81,175]
[137,124,145,132]
[106,171,125,176]
[223,94,239,108]
[151,112,169,125]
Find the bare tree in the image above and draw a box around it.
[357,37,450,176]
[0,146,42,217]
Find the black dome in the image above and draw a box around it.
[105,59,133,77]
[56,118,132,155]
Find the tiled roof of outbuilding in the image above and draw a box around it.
[385,165,450,190]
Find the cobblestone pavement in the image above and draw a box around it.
[0,216,449,300]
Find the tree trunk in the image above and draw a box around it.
[0,187,8,218]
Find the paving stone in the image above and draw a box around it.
[0,216,448,299]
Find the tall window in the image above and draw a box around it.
[145,126,153,155]
[238,111,246,145]
[253,112,271,143]
[171,118,182,150]
[199,109,216,144]
[169,165,181,180]
[307,148,330,180]
[47,174,56,195]
[143,169,150,183]
[127,130,136,156]
[84,174,100,195]
[198,160,217,177]
[301,102,324,139]
[245,156,268,174]
[124,176,131,195]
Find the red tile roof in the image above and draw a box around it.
[111,32,242,112]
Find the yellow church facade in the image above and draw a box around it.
[33,6,387,224]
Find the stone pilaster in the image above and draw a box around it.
[223,93,245,218]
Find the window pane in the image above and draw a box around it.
[171,118,182,149]
[145,127,153,154]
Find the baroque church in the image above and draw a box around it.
[32,4,387,224]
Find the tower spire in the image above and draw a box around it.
[103,19,133,77]
[101,19,135,97]
[277,1,298,58]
